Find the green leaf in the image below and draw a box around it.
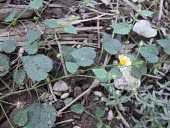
[95,107,104,119]
[109,67,122,79]
[21,54,53,81]
[62,45,76,62]
[29,0,43,9]
[64,98,73,106]
[1,40,16,53]
[132,62,147,79]
[64,25,77,34]
[13,69,26,85]
[92,68,108,82]
[126,54,147,78]
[140,10,154,17]
[44,19,58,29]
[4,12,16,22]
[0,54,9,76]
[71,47,96,66]
[66,62,79,73]
[23,42,38,54]
[27,29,41,43]
[24,103,56,128]
[86,3,95,8]
[103,33,122,55]
[71,104,84,114]
[157,39,170,55]
[114,22,131,35]
[97,120,103,128]
[138,44,159,63]
[14,110,28,127]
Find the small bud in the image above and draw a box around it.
[60,22,67,28]
[154,0,158,2]
[132,88,137,93]
[75,16,80,20]
[134,61,143,65]
[105,125,111,128]
[125,41,129,44]
[115,90,120,96]
[115,10,120,15]
[84,0,89,2]
[33,16,39,21]
[134,80,139,85]
[116,115,121,120]
[83,39,88,44]
[112,75,116,79]
[137,4,142,11]
[100,97,106,102]
[68,17,73,22]
[56,54,61,58]
[139,41,143,47]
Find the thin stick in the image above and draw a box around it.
[122,0,146,19]
[144,74,162,79]
[55,119,74,125]
[115,106,130,128]
[158,0,164,21]
[97,17,101,48]
[55,34,68,76]
[57,79,100,116]
[46,77,57,101]
[0,103,14,128]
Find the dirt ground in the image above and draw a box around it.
[0,0,170,128]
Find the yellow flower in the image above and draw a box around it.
[118,54,132,66]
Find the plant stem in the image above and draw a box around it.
[0,6,30,34]
[0,104,14,128]
[0,73,75,100]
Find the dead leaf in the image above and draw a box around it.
[100,0,111,5]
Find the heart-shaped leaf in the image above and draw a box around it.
[0,54,9,76]
[44,19,58,29]
[71,47,96,66]
[4,12,16,22]
[103,33,122,55]
[157,39,170,55]
[92,68,108,82]
[71,104,84,114]
[1,40,16,53]
[29,0,43,9]
[24,103,56,128]
[21,54,53,81]
[66,62,79,73]
[114,22,131,35]
[13,69,26,85]
[27,29,41,43]
[23,42,38,54]
[138,44,159,63]
[14,110,28,127]
[64,25,77,34]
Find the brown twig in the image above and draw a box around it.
[115,106,130,128]
[97,17,101,48]
[57,79,100,116]
[158,0,164,21]
[55,34,68,76]
[54,119,74,125]
[46,77,57,101]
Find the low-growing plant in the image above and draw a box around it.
[0,0,170,127]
